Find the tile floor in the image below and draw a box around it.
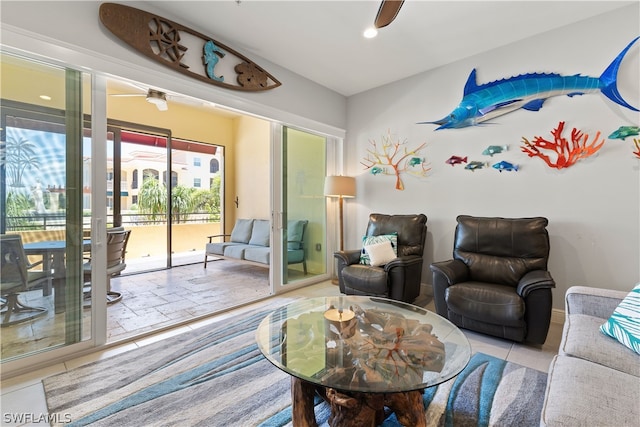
[2,259,312,359]
[0,281,564,426]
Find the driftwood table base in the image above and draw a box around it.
[291,377,426,427]
[256,299,470,427]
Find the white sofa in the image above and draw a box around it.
[540,286,639,426]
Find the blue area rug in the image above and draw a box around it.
[43,302,547,426]
[260,352,547,427]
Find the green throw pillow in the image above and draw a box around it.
[600,283,640,355]
[360,233,397,265]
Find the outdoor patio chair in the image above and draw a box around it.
[1,234,50,327]
[83,228,131,307]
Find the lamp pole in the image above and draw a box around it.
[324,176,356,284]
[338,195,345,251]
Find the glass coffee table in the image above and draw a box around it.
[256,296,471,427]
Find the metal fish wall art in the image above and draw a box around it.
[482,145,508,156]
[445,156,467,166]
[492,161,519,172]
[421,36,639,130]
[608,125,640,140]
[464,161,489,172]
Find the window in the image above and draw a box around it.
[193,157,201,167]
[194,178,201,187]
[143,168,159,181]
[210,158,219,173]
[132,169,138,189]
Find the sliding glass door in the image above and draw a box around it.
[275,126,328,288]
[110,126,171,272]
[104,123,225,273]
[1,53,90,362]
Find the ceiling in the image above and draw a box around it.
[141,1,634,97]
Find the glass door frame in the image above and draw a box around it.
[106,120,173,271]
[270,123,338,295]
[0,57,108,376]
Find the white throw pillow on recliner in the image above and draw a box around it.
[360,233,397,265]
[364,240,397,267]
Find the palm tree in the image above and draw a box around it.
[191,176,221,219]
[171,185,195,223]
[138,174,220,224]
[5,136,40,187]
[5,191,32,230]
[138,174,167,222]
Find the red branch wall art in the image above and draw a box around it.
[521,121,605,169]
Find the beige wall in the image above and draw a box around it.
[231,116,271,228]
[106,93,235,148]
[15,223,220,260]
[0,57,77,110]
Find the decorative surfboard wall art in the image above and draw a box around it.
[99,2,281,92]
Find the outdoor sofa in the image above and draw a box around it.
[204,218,307,273]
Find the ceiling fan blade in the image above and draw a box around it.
[146,89,169,111]
[374,0,405,29]
[155,101,169,111]
[110,88,169,111]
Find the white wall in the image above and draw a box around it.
[345,4,640,309]
[0,1,347,137]
[2,1,638,309]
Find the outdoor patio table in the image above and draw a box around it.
[23,239,91,313]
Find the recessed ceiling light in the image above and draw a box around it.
[39,95,52,101]
[363,27,378,39]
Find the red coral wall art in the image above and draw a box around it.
[521,121,605,169]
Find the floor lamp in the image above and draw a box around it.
[324,176,356,283]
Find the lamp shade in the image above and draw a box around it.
[324,176,356,198]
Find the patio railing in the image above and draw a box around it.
[4,212,221,231]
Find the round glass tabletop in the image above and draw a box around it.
[256,296,471,393]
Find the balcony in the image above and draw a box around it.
[0,255,276,361]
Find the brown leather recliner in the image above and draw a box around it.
[430,215,555,345]
[334,213,427,303]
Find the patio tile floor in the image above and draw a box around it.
[1,259,276,360]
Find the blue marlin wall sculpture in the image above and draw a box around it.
[421,36,639,130]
